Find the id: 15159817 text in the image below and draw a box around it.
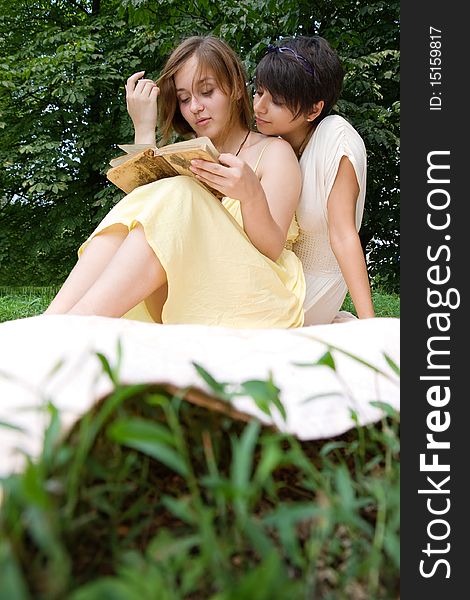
[429,26,442,111]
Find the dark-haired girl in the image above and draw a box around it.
[252,36,374,325]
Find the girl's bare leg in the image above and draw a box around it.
[45,224,128,314]
[67,224,167,318]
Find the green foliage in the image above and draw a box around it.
[0,347,400,598]
[342,288,400,318]
[315,1,400,291]
[0,0,399,290]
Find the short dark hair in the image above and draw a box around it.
[255,36,344,123]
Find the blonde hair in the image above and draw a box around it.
[157,36,252,145]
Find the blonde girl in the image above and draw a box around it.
[46,36,305,328]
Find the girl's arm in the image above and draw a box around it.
[125,71,159,145]
[191,139,301,261]
[327,156,375,319]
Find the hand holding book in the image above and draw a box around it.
[106,136,224,200]
[190,151,265,206]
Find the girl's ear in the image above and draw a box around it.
[306,100,324,122]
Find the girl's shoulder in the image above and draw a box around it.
[246,131,291,152]
[314,115,365,148]
[242,132,297,171]
[303,116,366,167]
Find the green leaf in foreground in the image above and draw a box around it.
[316,350,336,370]
[107,418,188,478]
[192,362,229,398]
[239,377,287,422]
[370,401,400,421]
[193,363,287,422]
[294,349,336,370]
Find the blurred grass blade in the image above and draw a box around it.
[301,391,342,404]
[254,439,283,486]
[147,529,201,561]
[297,333,399,381]
[107,418,188,478]
[383,352,400,375]
[192,362,229,398]
[335,465,355,511]
[240,376,286,422]
[317,350,336,370]
[160,495,197,525]
[0,539,31,600]
[293,350,336,370]
[0,420,26,433]
[96,352,119,386]
[231,420,260,490]
[42,402,61,467]
[370,401,400,420]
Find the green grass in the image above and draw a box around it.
[0,383,400,599]
[342,289,400,319]
[0,286,58,322]
[0,286,400,598]
[0,286,400,323]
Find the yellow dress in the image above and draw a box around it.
[79,153,305,328]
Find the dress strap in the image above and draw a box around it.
[252,140,273,174]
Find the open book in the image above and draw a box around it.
[106,136,223,200]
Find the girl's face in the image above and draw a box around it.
[174,55,232,144]
[253,87,307,137]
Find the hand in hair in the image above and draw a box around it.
[125,71,160,144]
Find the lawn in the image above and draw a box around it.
[0,286,400,323]
[0,286,400,598]
[0,286,58,322]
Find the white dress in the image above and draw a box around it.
[293,115,367,325]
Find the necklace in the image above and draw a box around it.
[235,130,250,156]
[297,125,315,158]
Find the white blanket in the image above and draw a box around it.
[0,315,399,477]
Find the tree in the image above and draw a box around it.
[0,0,399,290]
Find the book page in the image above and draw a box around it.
[106,139,224,199]
[107,150,178,194]
[163,148,219,178]
[156,137,222,199]
[109,144,157,168]
[163,150,224,200]
[157,136,219,160]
